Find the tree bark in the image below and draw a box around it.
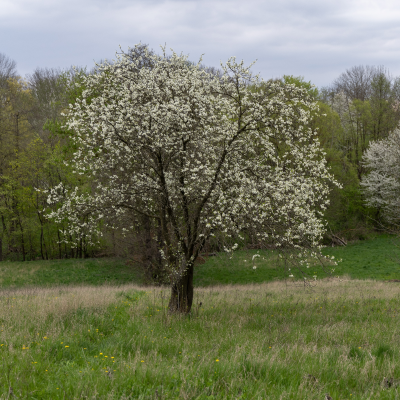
[0,214,6,261]
[57,230,62,259]
[168,259,194,314]
[143,214,153,272]
[40,226,44,260]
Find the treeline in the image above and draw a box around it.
[0,54,105,261]
[317,66,400,234]
[0,49,399,261]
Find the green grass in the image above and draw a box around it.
[1,236,400,398]
[0,257,143,288]
[321,235,400,281]
[2,281,400,399]
[1,235,399,290]
[194,235,400,286]
[194,249,287,286]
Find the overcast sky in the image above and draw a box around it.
[1,0,400,88]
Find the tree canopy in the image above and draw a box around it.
[47,46,337,313]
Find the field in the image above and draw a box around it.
[1,235,399,289]
[194,235,400,286]
[1,235,400,399]
[0,258,141,288]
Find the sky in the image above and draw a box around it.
[1,0,400,88]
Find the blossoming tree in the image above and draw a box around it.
[48,45,336,313]
[361,129,400,224]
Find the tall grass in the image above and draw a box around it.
[1,279,400,398]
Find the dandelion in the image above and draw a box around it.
[216,359,219,362]
[65,346,69,348]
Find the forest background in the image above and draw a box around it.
[0,47,398,270]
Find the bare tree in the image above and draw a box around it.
[332,65,378,101]
[26,67,65,142]
[0,53,17,87]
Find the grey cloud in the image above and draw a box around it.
[1,0,400,87]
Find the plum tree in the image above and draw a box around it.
[48,45,336,313]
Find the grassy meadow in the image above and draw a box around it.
[194,235,400,286]
[1,235,399,289]
[0,258,142,288]
[2,281,400,399]
[1,235,400,399]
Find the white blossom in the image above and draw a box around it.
[361,128,400,223]
[47,44,337,280]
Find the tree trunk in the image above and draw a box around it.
[142,215,163,283]
[155,219,163,273]
[20,230,26,261]
[17,216,26,261]
[43,235,48,260]
[168,259,194,314]
[79,238,83,259]
[40,226,44,260]
[0,214,6,261]
[143,215,153,273]
[57,230,62,259]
